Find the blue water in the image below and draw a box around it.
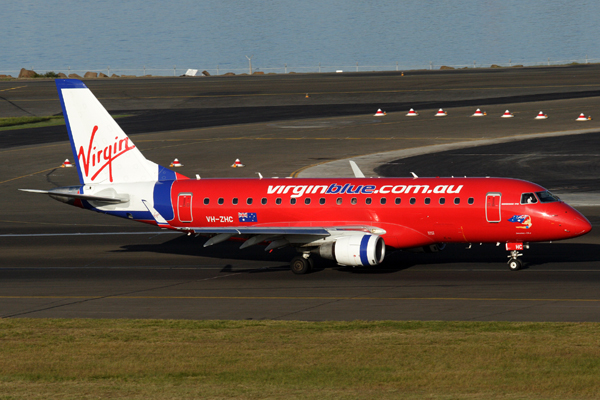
[2,0,600,76]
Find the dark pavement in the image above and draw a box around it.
[1,67,599,321]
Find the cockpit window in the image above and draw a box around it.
[536,191,559,203]
[521,193,538,204]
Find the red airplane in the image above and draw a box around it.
[21,80,592,273]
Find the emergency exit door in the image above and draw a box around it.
[485,193,501,223]
[178,193,193,223]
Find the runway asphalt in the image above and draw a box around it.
[1,66,599,321]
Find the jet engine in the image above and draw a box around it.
[317,234,385,266]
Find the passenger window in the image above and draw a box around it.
[439,197,445,205]
[203,197,210,205]
[232,198,238,205]
[410,198,416,205]
[305,198,311,205]
[380,198,387,205]
[276,198,282,205]
[366,198,372,205]
[468,197,474,205]
[336,197,342,205]
[395,198,401,205]
[290,198,297,205]
[351,197,357,205]
[246,197,253,205]
[261,198,267,205]
[424,197,430,205]
[521,193,538,204]
[218,198,224,205]
[454,197,460,205]
[319,198,326,205]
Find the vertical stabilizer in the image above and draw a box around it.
[56,79,162,184]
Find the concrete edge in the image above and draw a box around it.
[296,128,600,179]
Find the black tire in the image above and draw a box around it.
[290,256,312,274]
[508,259,522,271]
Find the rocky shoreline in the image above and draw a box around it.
[0,68,250,79]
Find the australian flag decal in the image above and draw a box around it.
[238,212,257,223]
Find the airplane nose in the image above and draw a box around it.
[565,210,592,236]
[574,215,592,235]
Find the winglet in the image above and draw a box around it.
[349,160,365,178]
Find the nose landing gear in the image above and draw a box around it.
[507,251,523,271]
[506,242,528,271]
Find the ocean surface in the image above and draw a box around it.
[3,0,600,76]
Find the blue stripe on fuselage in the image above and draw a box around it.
[153,179,175,221]
[359,235,370,266]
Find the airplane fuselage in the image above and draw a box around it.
[70,177,590,250]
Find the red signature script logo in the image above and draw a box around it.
[77,126,135,182]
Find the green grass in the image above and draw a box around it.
[0,115,130,132]
[0,319,599,399]
[0,116,64,131]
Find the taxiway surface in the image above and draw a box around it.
[1,67,599,320]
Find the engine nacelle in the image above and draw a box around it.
[318,234,385,266]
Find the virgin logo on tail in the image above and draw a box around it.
[77,126,135,182]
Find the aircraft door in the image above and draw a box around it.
[178,193,193,223]
[485,193,501,223]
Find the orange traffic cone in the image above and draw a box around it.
[435,108,447,117]
[406,108,419,116]
[62,159,73,168]
[231,158,245,168]
[535,111,548,119]
[374,109,386,116]
[501,110,514,118]
[170,158,183,167]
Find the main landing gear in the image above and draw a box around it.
[505,242,528,271]
[290,253,314,275]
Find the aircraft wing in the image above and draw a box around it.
[192,227,332,249]
[142,198,384,250]
[189,227,330,235]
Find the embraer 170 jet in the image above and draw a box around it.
[21,80,592,273]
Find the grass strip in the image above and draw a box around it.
[0,116,64,131]
[0,319,599,399]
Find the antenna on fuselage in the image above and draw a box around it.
[410,172,418,178]
[256,172,263,180]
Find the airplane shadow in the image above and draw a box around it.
[114,235,600,274]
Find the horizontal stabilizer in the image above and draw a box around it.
[19,189,129,204]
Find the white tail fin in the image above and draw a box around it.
[57,79,162,184]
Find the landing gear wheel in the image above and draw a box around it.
[290,256,312,275]
[508,258,522,271]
